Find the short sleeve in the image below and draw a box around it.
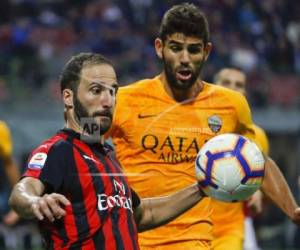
[232,92,255,141]
[0,121,13,158]
[23,140,70,192]
[253,125,270,155]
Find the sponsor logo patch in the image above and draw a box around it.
[97,179,133,212]
[28,152,47,170]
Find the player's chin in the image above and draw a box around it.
[174,79,194,90]
[94,116,111,124]
[99,118,112,134]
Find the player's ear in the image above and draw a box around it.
[204,42,212,61]
[155,38,163,59]
[63,88,74,108]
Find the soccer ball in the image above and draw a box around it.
[195,133,265,202]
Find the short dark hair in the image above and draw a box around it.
[159,3,209,44]
[60,52,112,93]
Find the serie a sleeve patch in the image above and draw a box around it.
[28,152,48,170]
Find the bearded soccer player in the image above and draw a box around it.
[9,53,206,250]
[214,68,269,250]
[108,3,300,250]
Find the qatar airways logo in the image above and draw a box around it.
[97,179,133,212]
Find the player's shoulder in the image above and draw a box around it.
[0,120,10,133]
[31,131,71,156]
[205,82,244,98]
[118,77,159,98]
[27,132,70,169]
[253,124,266,136]
[0,120,8,127]
[205,82,248,107]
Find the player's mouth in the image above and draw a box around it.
[93,110,112,119]
[176,68,192,81]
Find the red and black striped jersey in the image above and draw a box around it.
[23,129,140,250]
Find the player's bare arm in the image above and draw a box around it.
[134,183,204,232]
[261,157,300,225]
[9,177,70,222]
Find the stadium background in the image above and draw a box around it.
[0,0,299,249]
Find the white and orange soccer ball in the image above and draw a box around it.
[196,133,265,202]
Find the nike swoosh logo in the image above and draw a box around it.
[138,114,158,119]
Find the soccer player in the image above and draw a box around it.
[108,3,300,250]
[214,68,269,250]
[0,121,20,247]
[9,53,206,250]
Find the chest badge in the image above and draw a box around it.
[208,115,222,133]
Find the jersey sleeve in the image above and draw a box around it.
[231,92,256,141]
[0,121,13,158]
[23,141,69,192]
[253,125,270,155]
[259,129,270,155]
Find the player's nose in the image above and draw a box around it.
[100,89,114,108]
[180,49,191,64]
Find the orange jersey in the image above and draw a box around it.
[0,121,13,159]
[242,124,269,219]
[211,200,245,241]
[109,76,255,248]
[253,124,269,156]
[211,123,269,242]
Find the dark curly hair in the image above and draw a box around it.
[159,3,210,44]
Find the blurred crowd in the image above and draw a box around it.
[0,1,300,249]
[0,0,299,107]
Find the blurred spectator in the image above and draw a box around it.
[0,0,299,107]
[0,78,9,102]
[0,121,20,249]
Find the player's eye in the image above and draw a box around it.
[90,87,102,95]
[108,88,115,96]
[188,46,201,54]
[90,83,118,97]
[221,80,230,86]
[170,45,182,52]
[236,82,244,88]
[111,86,118,96]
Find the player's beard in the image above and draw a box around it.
[163,54,204,90]
[73,95,112,135]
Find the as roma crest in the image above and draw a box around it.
[208,115,222,133]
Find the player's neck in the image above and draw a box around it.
[65,117,81,133]
[159,73,203,102]
[65,116,104,145]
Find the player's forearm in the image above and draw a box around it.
[261,157,298,220]
[9,181,43,218]
[137,183,204,232]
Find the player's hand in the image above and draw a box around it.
[30,193,70,222]
[292,207,300,226]
[247,190,263,214]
